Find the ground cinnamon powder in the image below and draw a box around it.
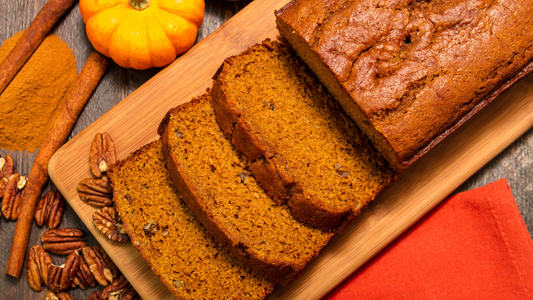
[0,31,77,152]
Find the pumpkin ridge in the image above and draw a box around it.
[146,13,177,67]
[151,9,185,45]
[157,2,203,27]
[109,11,140,69]
[140,14,154,68]
[88,5,130,58]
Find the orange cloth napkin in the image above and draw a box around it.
[324,178,533,299]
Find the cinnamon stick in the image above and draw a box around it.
[6,52,109,278]
[0,0,77,95]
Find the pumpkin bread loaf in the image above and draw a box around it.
[211,39,393,230]
[158,94,333,286]
[276,0,533,171]
[108,140,274,300]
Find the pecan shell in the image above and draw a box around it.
[93,207,130,243]
[41,228,86,255]
[35,190,65,229]
[26,245,53,292]
[47,251,81,293]
[2,173,26,220]
[90,132,117,178]
[0,154,14,197]
[77,176,113,207]
[102,275,140,300]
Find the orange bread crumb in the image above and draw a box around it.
[211,39,393,229]
[159,94,333,286]
[108,140,274,299]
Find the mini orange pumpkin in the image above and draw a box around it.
[80,0,205,70]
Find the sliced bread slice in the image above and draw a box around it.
[158,94,333,286]
[108,139,274,299]
[211,39,394,230]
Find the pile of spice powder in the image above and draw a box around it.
[0,31,77,152]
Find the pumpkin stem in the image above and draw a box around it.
[129,0,150,10]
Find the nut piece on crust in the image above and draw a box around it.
[90,132,117,178]
[93,207,130,242]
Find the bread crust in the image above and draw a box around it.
[276,0,533,172]
[108,141,188,300]
[159,97,332,286]
[211,40,392,230]
[109,139,275,299]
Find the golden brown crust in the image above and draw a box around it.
[276,0,533,171]
[248,158,297,203]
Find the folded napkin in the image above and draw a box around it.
[324,179,533,299]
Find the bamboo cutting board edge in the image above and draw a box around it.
[47,0,533,298]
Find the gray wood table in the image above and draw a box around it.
[0,0,531,299]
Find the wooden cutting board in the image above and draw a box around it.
[48,0,533,299]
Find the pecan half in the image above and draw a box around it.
[47,251,81,293]
[102,275,140,300]
[0,177,8,200]
[77,176,113,207]
[2,173,26,220]
[82,245,118,286]
[93,207,129,243]
[93,244,119,281]
[0,154,14,197]
[45,291,75,300]
[89,291,103,300]
[41,228,86,255]
[90,132,117,178]
[26,245,53,292]
[73,255,96,289]
[35,190,65,229]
